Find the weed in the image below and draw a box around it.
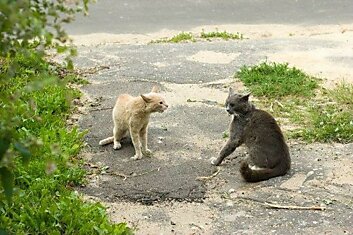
[236,62,318,98]
[169,32,195,43]
[150,30,244,43]
[200,29,243,40]
[222,131,229,139]
[151,32,195,43]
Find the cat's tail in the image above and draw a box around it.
[99,137,114,146]
[240,161,289,182]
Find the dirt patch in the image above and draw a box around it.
[162,82,229,106]
[187,51,240,64]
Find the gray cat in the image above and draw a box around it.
[211,88,291,182]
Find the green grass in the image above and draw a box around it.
[257,90,353,144]
[168,32,195,43]
[0,53,132,234]
[150,30,244,43]
[289,84,353,143]
[328,82,353,105]
[151,32,195,43]
[236,62,318,98]
[236,62,352,143]
[200,29,243,40]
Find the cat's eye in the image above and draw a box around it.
[230,104,234,107]
[159,101,163,104]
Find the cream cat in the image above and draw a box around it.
[99,86,168,160]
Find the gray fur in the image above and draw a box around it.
[212,89,291,182]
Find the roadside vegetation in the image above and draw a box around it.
[0,1,132,234]
[200,29,243,40]
[150,29,244,43]
[237,62,318,98]
[151,32,195,43]
[236,62,353,143]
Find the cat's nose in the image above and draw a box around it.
[165,104,169,108]
[226,108,230,112]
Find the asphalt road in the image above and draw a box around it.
[67,0,353,34]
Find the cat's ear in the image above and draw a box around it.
[228,87,234,96]
[240,93,251,101]
[141,94,152,103]
[151,86,160,93]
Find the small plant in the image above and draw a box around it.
[150,30,244,43]
[169,32,195,43]
[222,131,229,139]
[151,32,195,43]
[200,29,243,40]
[236,62,318,98]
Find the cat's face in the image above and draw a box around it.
[225,88,250,115]
[141,86,168,113]
[146,93,169,113]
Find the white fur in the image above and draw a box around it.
[249,165,266,170]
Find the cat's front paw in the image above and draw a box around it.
[142,149,153,157]
[131,154,142,160]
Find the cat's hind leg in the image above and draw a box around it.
[239,160,288,182]
[113,126,126,150]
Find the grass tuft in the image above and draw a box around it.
[151,32,195,43]
[200,29,243,40]
[236,62,318,98]
[150,30,244,43]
